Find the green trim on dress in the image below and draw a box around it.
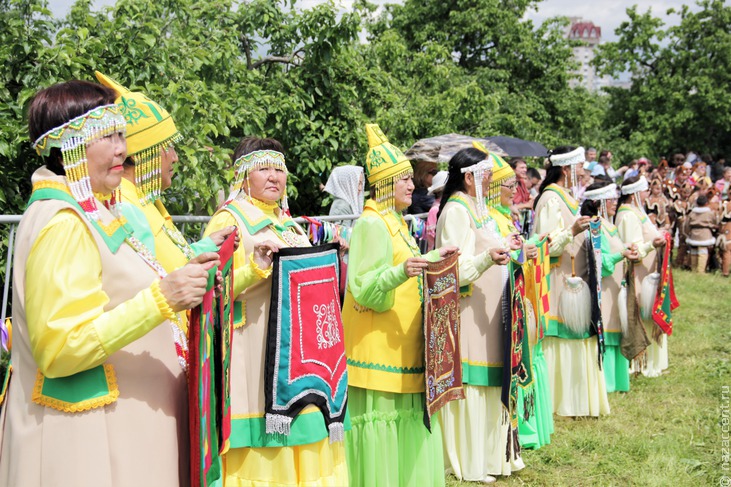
[229,408,351,448]
[545,316,592,340]
[461,361,503,387]
[545,184,579,215]
[347,358,425,375]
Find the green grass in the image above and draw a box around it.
[447,270,731,486]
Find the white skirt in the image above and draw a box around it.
[637,333,669,378]
[440,385,524,481]
[542,337,611,417]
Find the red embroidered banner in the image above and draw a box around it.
[188,233,235,487]
[652,232,679,335]
[422,252,464,431]
[265,243,348,442]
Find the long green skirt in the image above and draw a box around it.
[603,344,631,393]
[518,339,554,449]
[345,386,445,487]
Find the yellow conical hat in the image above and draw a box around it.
[95,71,182,204]
[95,71,180,157]
[364,124,412,185]
[488,152,514,183]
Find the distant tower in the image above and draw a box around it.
[567,18,609,91]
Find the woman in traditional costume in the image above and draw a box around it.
[581,182,639,393]
[531,146,610,418]
[615,176,668,378]
[203,136,348,486]
[0,80,217,486]
[342,124,456,487]
[436,147,524,482]
[673,182,693,269]
[94,72,239,334]
[482,153,553,451]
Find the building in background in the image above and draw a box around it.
[567,18,614,91]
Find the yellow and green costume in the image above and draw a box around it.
[343,124,445,487]
[0,152,188,486]
[484,155,556,451]
[204,151,348,485]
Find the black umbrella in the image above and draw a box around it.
[485,136,549,158]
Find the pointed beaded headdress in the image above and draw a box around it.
[32,104,127,221]
[226,150,289,209]
[95,71,182,206]
[364,124,414,214]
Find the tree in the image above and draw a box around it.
[594,0,731,159]
[360,0,606,150]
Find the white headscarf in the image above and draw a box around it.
[325,165,364,215]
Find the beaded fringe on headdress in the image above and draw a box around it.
[460,161,491,223]
[134,132,183,205]
[226,150,289,209]
[633,193,644,211]
[33,104,127,221]
[373,167,413,214]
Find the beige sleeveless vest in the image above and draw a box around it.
[601,220,625,335]
[533,188,587,333]
[436,193,506,385]
[0,169,188,487]
[218,197,317,425]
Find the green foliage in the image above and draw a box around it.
[594,0,731,160]
[0,0,610,223]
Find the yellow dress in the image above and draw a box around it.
[119,177,220,332]
[205,195,347,487]
[342,199,444,487]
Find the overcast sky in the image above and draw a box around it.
[48,0,698,44]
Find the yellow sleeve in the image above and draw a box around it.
[438,204,494,286]
[204,210,266,297]
[534,196,572,256]
[25,210,172,379]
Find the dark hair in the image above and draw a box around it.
[232,136,285,163]
[598,155,610,166]
[437,147,487,219]
[580,181,611,217]
[618,175,641,206]
[671,153,685,167]
[696,194,708,206]
[600,149,611,158]
[527,167,541,180]
[534,145,575,209]
[508,157,526,170]
[28,80,117,175]
[593,174,612,185]
[413,160,437,189]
